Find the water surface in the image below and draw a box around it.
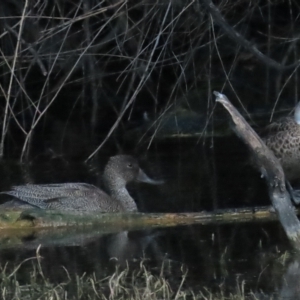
[0,137,297,298]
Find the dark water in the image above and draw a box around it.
[0,137,298,298]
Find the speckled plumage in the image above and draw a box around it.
[263,103,300,180]
[1,155,157,212]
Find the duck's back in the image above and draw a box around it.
[263,116,300,180]
[2,183,125,212]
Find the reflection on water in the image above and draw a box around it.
[0,137,297,297]
[0,222,295,297]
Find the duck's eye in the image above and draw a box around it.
[127,163,133,168]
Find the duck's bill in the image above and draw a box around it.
[137,169,164,185]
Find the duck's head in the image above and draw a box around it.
[104,155,162,185]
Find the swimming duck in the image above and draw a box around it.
[263,102,300,181]
[0,155,160,212]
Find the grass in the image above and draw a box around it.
[0,248,263,300]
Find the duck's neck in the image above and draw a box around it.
[294,102,300,124]
[106,177,137,212]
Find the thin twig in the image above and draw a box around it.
[202,0,300,71]
[0,0,29,158]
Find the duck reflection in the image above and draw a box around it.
[107,230,163,265]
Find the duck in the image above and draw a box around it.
[0,155,160,212]
[262,102,300,181]
[261,102,300,203]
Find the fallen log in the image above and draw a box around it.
[0,205,291,230]
[0,204,297,248]
[0,206,285,249]
[214,91,300,249]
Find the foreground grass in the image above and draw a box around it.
[0,248,258,300]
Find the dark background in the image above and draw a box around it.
[0,0,299,161]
